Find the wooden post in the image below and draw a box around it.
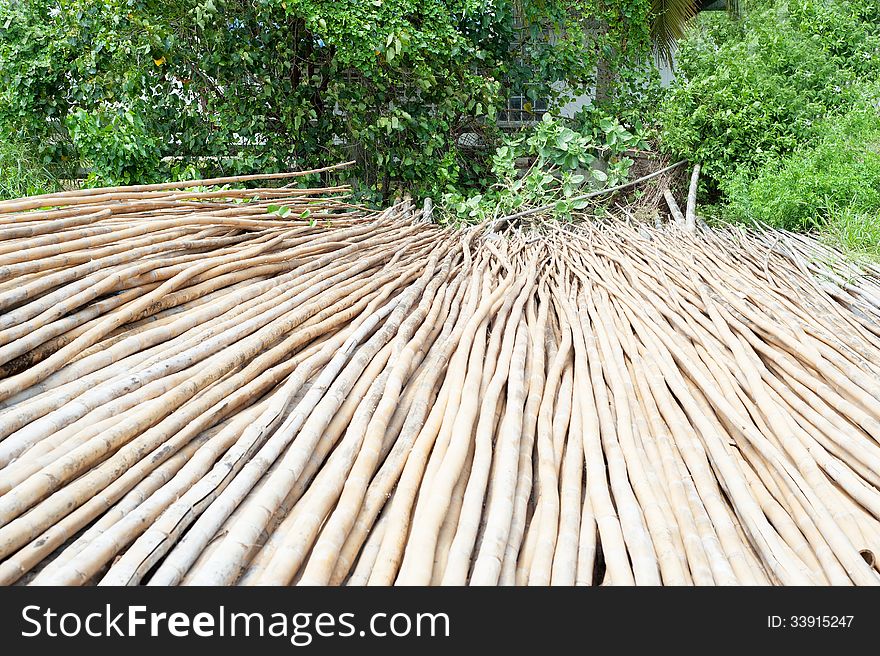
[663,189,685,225]
[685,164,701,232]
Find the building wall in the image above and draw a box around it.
[557,57,676,119]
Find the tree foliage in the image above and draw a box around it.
[660,0,880,255]
[659,0,880,190]
[0,0,656,198]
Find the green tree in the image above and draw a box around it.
[0,0,657,199]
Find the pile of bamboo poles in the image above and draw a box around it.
[0,170,879,586]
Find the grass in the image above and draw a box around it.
[825,207,880,263]
[0,133,59,200]
[723,103,880,259]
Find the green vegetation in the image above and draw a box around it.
[661,0,880,189]
[0,132,59,198]
[4,0,877,255]
[660,0,880,253]
[725,102,880,257]
[441,112,650,225]
[0,0,656,199]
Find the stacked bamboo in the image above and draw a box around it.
[0,170,879,586]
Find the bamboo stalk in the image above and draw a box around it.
[0,171,878,587]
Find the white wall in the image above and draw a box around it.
[558,56,676,119]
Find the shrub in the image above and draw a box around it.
[0,0,657,199]
[660,0,880,189]
[66,107,164,185]
[724,103,880,243]
[440,112,649,224]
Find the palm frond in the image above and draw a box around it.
[651,0,701,66]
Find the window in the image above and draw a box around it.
[498,88,549,124]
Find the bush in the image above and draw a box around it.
[660,0,880,190]
[66,107,164,185]
[724,102,880,254]
[0,0,657,199]
[440,112,648,224]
